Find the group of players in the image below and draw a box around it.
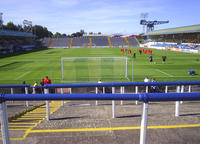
[120,48,167,64]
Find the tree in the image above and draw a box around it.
[89,32,93,35]
[0,19,3,28]
[80,29,85,35]
[61,33,67,37]
[98,32,101,35]
[4,21,18,31]
[32,25,53,38]
[54,32,62,37]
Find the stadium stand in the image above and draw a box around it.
[43,36,140,48]
[143,24,200,53]
[42,37,51,47]
[0,29,36,54]
[92,36,109,47]
[71,37,90,48]
[127,37,140,47]
[50,38,70,48]
[110,37,127,47]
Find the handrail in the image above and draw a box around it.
[44,81,200,88]
[0,81,200,89]
[0,81,200,144]
[0,84,30,88]
[2,92,200,102]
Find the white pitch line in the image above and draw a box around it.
[156,69,173,77]
[15,71,31,80]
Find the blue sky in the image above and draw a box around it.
[1,0,199,35]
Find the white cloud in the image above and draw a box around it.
[51,0,80,7]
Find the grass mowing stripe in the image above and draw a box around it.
[75,59,89,82]
[88,58,100,82]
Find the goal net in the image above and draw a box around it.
[61,57,129,82]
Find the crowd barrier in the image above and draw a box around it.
[1,81,200,144]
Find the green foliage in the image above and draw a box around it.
[54,32,62,38]
[33,25,53,38]
[197,34,200,40]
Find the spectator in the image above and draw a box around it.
[150,78,159,93]
[98,79,103,93]
[44,76,51,84]
[144,77,150,82]
[44,76,52,93]
[40,78,45,93]
[21,81,26,94]
[32,81,38,94]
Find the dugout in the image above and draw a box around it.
[144,24,200,44]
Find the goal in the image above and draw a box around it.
[61,57,129,82]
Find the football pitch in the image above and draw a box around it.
[0,47,200,85]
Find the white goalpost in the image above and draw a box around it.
[61,57,129,81]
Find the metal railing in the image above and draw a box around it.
[1,81,200,144]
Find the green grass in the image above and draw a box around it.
[0,47,200,85]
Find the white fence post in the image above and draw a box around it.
[95,87,98,105]
[10,88,13,95]
[165,85,168,93]
[175,86,180,117]
[140,102,149,144]
[120,86,124,105]
[145,86,148,93]
[180,85,184,104]
[112,87,116,118]
[0,100,10,144]
[45,88,50,121]
[188,85,191,93]
[135,86,138,105]
[61,88,64,106]
[25,87,29,107]
[10,88,14,103]
[103,87,105,94]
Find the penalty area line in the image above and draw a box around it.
[15,71,31,80]
[156,69,173,77]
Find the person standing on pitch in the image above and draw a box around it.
[149,55,153,64]
[133,52,136,58]
[162,56,167,64]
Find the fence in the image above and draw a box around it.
[1,81,200,144]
